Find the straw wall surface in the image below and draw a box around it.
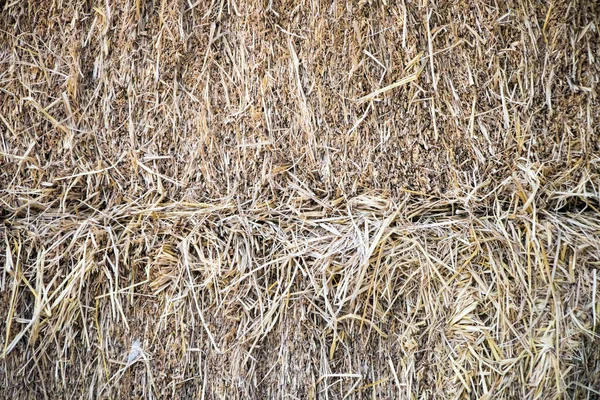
[1,0,599,398]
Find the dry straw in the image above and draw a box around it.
[1,0,599,399]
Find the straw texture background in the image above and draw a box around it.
[1,0,599,398]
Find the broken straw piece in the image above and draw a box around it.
[355,66,424,103]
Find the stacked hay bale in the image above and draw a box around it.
[1,1,598,398]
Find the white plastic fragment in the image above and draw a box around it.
[127,339,143,364]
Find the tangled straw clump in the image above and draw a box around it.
[1,0,599,398]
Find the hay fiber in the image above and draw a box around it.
[1,0,599,398]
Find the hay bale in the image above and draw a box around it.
[1,0,599,398]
